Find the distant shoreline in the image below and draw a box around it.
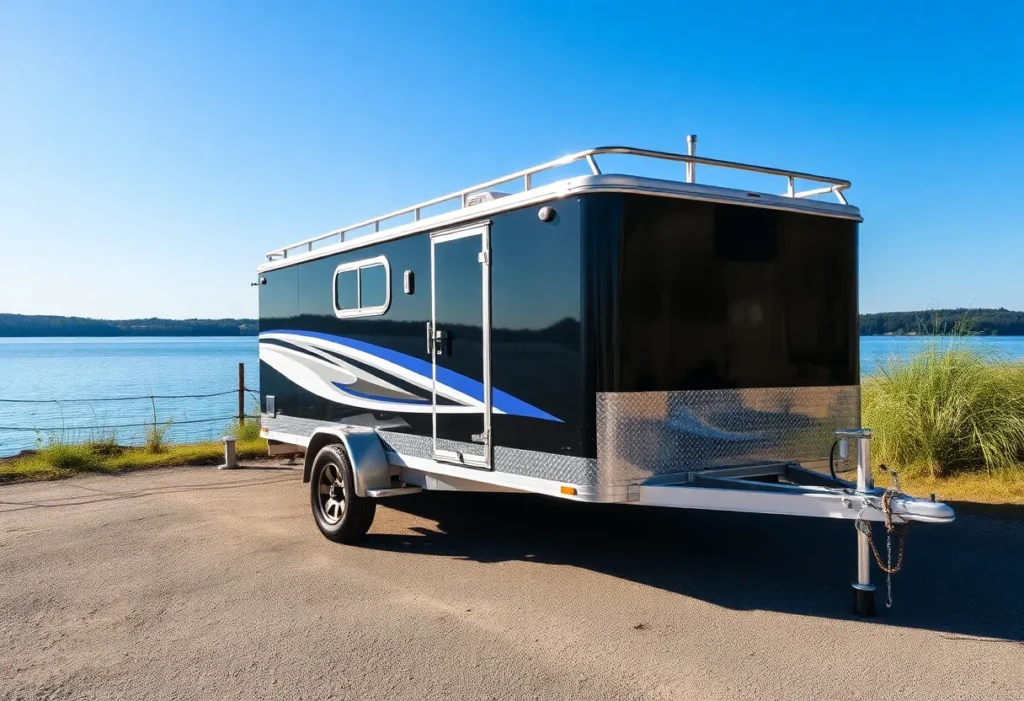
[0,314,257,337]
[3,308,1024,338]
[860,308,1024,336]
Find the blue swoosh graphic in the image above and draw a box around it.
[262,329,562,423]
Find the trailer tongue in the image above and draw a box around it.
[257,138,954,616]
[638,429,953,615]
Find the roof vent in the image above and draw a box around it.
[465,191,510,207]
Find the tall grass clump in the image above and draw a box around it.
[38,442,93,471]
[144,421,171,453]
[86,431,123,456]
[863,337,1024,478]
[228,417,261,441]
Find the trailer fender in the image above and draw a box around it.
[301,428,391,498]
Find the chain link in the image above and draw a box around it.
[854,465,911,609]
[886,524,893,608]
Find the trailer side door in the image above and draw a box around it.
[429,222,492,469]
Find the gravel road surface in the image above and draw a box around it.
[1,465,1021,700]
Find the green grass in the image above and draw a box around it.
[877,469,1024,506]
[0,436,268,483]
[228,417,262,441]
[144,421,172,453]
[863,336,1024,479]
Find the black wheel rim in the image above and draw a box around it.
[317,461,346,525]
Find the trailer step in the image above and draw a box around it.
[365,485,422,498]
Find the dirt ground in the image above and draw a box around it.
[1,464,1022,700]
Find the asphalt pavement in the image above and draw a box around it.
[1,464,1021,700]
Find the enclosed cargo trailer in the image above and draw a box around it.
[257,141,953,615]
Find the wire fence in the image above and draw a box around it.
[0,386,261,458]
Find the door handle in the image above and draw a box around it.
[427,322,449,356]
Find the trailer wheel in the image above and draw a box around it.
[309,443,376,543]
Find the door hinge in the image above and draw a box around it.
[471,430,489,445]
[477,250,489,265]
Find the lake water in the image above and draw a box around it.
[0,337,258,457]
[859,335,1024,373]
[2,335,1024,457]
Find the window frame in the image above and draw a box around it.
[332,255,392,319]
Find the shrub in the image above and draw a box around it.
[863,339,1024,477]
[144,422,171,453]
[228,418,261,442]
[86,432,123,456]
[38,443,92,471]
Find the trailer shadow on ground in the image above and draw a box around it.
[366,492,1024,642]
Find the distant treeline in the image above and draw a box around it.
[4,309,1023,338]
[0,314,257,337]
[860,309,1024,336]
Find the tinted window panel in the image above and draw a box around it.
[335,270,358,310]
[617,196,858,390]
[360,264,387,308]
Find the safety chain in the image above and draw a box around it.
[854,465,910,608]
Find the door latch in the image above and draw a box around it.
[471,430,489,445]
[426,322,447,356]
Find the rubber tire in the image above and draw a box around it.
[309,444,376,544]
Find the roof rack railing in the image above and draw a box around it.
[265,140,852,261]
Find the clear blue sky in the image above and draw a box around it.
[1,1,1021,319]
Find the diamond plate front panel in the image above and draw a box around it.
[596,386,860,485]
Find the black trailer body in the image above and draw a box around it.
[257,144,952,614]
[260,192,861,486]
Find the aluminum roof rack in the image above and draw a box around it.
[265,139,852,261]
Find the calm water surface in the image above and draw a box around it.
[860,335,1024,374]
[2,335,1024,457]
[0,337,258,456]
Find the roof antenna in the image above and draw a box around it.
[686,134,697,183]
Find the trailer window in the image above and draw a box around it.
[333,256,391,318]
[335,270,358,310]
[359,263,387,308]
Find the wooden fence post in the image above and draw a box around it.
[238,362,245,425]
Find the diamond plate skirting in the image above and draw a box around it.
[595,386,860,485]
[265,386,858,492]
[262,413,341,437]
[378,431,599,486]
[262,415,599,485]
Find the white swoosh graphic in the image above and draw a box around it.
[259,339,492,414]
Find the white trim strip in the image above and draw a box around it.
[258,175,861,273]
[261,429,311,447]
